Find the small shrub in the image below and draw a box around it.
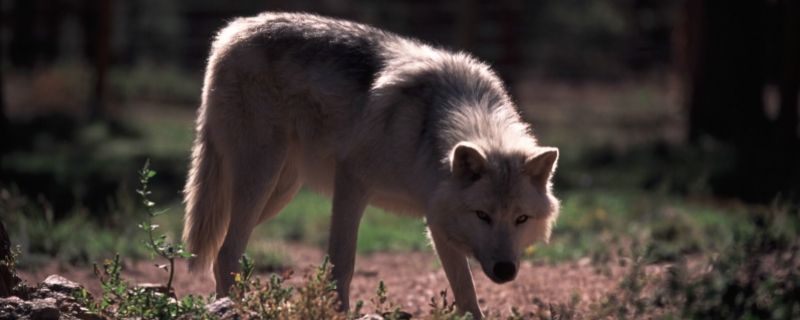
[74,160,207,318]
[427,289,472,320]
[227,254,294,319]
[589,206,800,319]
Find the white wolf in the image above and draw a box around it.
[182,12,560,318]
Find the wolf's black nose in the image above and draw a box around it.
[493,261,517,282]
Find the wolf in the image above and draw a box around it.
[182,12,560,318]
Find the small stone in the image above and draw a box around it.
[0,295,24,306]
[29,298,60,320]
[381,311,412,320]
[204,297,233,316]
[75,308,105,320]
[43,275,84,295]
[357,314,385,320]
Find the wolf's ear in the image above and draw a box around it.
[450,142,489,186]
[524,147,559,189]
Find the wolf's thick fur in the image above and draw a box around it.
[183,12,559,318]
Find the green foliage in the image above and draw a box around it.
[225,254,351,320]
[529,189,752,265]
[528,298,579,320]
[72,161,208,319]
[109,60,203,104]
[137,160,195,293]
[589,240,652,319]
[0,186,147,267]
[369,280,411,320]
[245,243,292,272]
[357,209,430,254]
[228,254,295,319]
[589,206,800,320]
[427,289,471,320]
[659,208,800,319]
[372,280,388,314]
[2,245,21,275]
[75,253,209,318]
[1,244,24,296]
[292,255,348,320]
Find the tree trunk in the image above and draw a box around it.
[685,0,800,202]
[778,0,799,141]
[90,0,113,121]
[688,0,767,144]
[0,0,8,156]
[776,0,800,199]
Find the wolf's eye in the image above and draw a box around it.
[515,215,529,225]
[476,211,491,224]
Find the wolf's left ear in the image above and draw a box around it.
[524,147,559,190]
[450,142,489,187]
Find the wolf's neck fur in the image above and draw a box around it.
[374,34,538,170]
[420,55,537,164]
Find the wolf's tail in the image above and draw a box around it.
[183,122,230,274]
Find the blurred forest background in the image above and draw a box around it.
[0,0,799,267]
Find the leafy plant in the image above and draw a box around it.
[589,206,800,320]
[368,279,412,320]
[427,289,471,320]
[1,245,21,275]
[137,159,195,294]
[292,255,348,320]
[228,253,294,318]
[74,160,208,318]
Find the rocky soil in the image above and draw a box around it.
[10,242,667,319]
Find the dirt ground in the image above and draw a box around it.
[16,243,662,318]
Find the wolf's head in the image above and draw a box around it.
[428,141,560,284]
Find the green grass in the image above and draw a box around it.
[527,188,754,264]
[1,191,150,269]
[251,188,430,254]
[109,60,203,105]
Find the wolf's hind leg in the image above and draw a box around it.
[257,163,302,224]
[213,130,290,296]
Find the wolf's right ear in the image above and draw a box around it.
[450,142,489,187]
[524,147,559,190]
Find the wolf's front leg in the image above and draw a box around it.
[328,167,370,311]
[430,230,483,319]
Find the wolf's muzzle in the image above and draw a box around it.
[493,261,517,282]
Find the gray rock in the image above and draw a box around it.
[380,311,413,320]
[74,310,104,320]
[43,275,84,295]
[0,297,62,320]
[30,298,59,320]
[202,297,260,319]
[0,295,24,307]
[204,297,233,316]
